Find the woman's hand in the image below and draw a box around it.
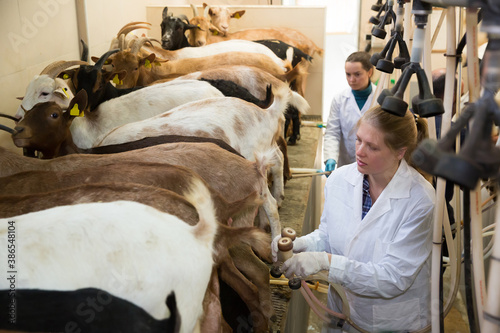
[271,235,311,262]
[282,252,330,279]
[325,159,337,176]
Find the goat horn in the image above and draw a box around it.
[191,4,199,17]
[178,14,190,24]
[119,34,126,51]
[116,21,151,37]
[131,37,152,55]
[94,49,120,71]
[40,60,89,78]
[0,124,15,134]
[80,39,89,62]
[0,113,19,122]
[203,5,210,18]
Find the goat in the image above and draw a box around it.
[0,180,273,331]
[12,84,288,212]
[0,289,180,333]
[96,85,288,210]
[172,65,309,145]
[107,41,293,89]
[0,178,220,333]
[15,60,87,119]
[63,51,230,149]
[202,3,246,36]
[0,142,281,238]
[0,163,259,227]
[188,6,323,58]
[160,7,198,50]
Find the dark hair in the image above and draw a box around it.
[346,51,373,72]
[357,106,428,168]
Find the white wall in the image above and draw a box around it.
[0,0,150,152]
[147,5,325,118]
[0,0,319,152]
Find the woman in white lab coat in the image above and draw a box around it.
[323,52,376,172]
[274,106,435,332]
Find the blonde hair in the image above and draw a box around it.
[357,106,428,168]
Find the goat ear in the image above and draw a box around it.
[140,53,156,68]
[162,7,169,20]
[91,56,100,63]
[231,10,245,19]
[67,90,88,118]
[202,3,208,9]
[209,25,221,35]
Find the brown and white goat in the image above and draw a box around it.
[0,180,273,332]
[172,65,309,146]
[12,87,289,213]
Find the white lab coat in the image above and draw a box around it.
[323,84,376,167]
[300,160,435,332]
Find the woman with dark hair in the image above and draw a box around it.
[323,51,376,173]
[274,106,434,332]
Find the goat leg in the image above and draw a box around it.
[218,257,269,332]
[229,244,276,324]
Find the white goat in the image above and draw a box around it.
[141,39,290,71]
[71,79,227,149]
[15,61,87,119]
[0,178,216,333]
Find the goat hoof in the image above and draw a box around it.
[287,136,297,145]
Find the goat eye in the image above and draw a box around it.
[41,92,49,96]
[50,113,59,119]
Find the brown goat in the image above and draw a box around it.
[108,47,293,89]
[0,162,260,227]
[0,142,280,235]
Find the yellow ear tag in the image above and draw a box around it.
[63,74,69,80]
[234,13,240,19]
[212,30,219,36]
[144,59,152,69]
[154,61,161,66]
[112,74,123,85]
[70,103,84,117]
[197,24,201,28]
[62,88,69,99]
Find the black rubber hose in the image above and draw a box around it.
[463,189,479,333]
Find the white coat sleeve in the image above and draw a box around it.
[327,197,434,298]
[323,94,343,163]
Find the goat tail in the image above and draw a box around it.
[218,224,272,261]
[290,91,310,115]
[253,146,282,178]
[267,84,291,121]
[183,177,218,247]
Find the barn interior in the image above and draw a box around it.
[0,0,499,332]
